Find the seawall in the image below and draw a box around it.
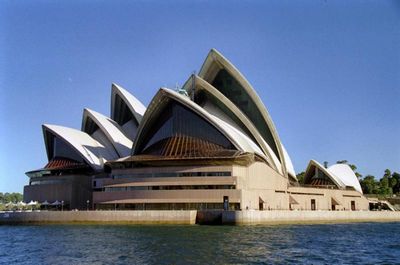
[222,210,400,225]
[0,210,197,225]
[1,210,400,225]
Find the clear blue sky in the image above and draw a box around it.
[1,0,399,193]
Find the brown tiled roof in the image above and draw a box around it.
[142,134,233,158]
[44,157,85,170]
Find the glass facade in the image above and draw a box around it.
[113,171,231,179]
[212,69,280,161]
[136,101,236,157]
[104,185,235,192]
[83,116,99,135]
[195,90,261,149]
[30,179,68,185]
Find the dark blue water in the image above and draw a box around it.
[1,222,399,264]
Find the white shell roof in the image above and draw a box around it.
[133,88,268,160]
[82,108,133,157]
[198,48,288,176]
[182,75,282,173]
[305,160,345,188]
[305,160,363,194]
[208,112,266,159]
[111,83,146,124]
[43,124,118,170]
[328,164,363,194]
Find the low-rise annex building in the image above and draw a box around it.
[24,49,369,211]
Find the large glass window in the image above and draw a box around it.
[212,69,280,160]
[30,179,68,185]
[113,171,231,179]
[83,117,99,135]
[104,185,235,192]
[136,101,236,157]
[195,90,261,148]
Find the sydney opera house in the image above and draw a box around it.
[24,49,369,211]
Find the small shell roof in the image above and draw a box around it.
[328,164,363,194]
[305,160,345,188]
[43,124,118,170]
[305,160,362,193]
[82,108,133,157]
[111,83,146,124]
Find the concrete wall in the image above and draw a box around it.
[235,162,289,210]
[94,165,239,205]
[93,162,371,213]
[222,210,400,225]
[24,183,73,205]
[289,187,369,211]
[2,210,399,225]
[0,210,197,225]
[24,174,92,210]
[93,189,241,204]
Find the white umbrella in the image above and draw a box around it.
[5,202,15,207]
[17,201,26,207]
[51,200,61,206]
[27,200,37,206]
[41,200,50,205]
[27,200,38,210]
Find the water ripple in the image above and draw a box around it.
[0,222,399,264]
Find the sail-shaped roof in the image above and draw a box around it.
[132,88,267,160]
[82,108,133,157]
[198,48,287,176]
[304,160,362,193]
[111,83,146,140]
[328,164,363,194]
[304,160,345,188]
[182,74,282,173]
[43,124,118,171]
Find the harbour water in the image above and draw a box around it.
[1,222,399,264]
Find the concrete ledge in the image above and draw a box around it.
[222,210,400,225]
[0,210,197,225]
[2,210,400,225]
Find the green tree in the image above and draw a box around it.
[1,192,23,203]
[391,172,400,194]
[360,175,378,194]
[378,170,392,195]
[296,172,305,184]
[384,169,392,177]
[390,177,398,191]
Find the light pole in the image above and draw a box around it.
[86,200,90,211]
[61,201,64,212]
